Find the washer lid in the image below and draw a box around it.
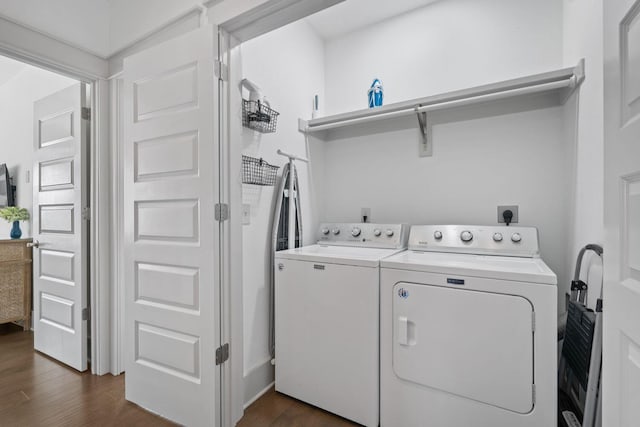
[381,251,557,284]
[275,244,405,267]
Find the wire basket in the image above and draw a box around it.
[242,99,279,133]
[242,155,279,186]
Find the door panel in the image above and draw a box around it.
[123,25,220,427]
[275,259,380,427]
[32,82,88,372]
[603,1,640,426]
[392,282,534,414]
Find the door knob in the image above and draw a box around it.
[26,240,40,248]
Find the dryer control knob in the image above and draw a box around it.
[332,228,340,235]
[493,232,503,242]
[321,228,330,235]
[434,230,443,240]
[351,227,362,237]
[460,230,473,242]
[373,229,382,237]
[511,233,522,243]
[385,229,394,237]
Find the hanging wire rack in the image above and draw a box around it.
[242,99,280,133]
[242,155,279,186]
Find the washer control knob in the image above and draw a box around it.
[351,227,362,237]
[434,230,443,240]
[460,230,473,242]
[321,228,330,235]
[373,229,382,237]
[511,233,522,243]
[385,229,395,237]
[493,232,503,242]
[332,228,340,235]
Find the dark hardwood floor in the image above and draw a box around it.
[0,323,358,426]
[238,388,359,427]
[0,323,175,427]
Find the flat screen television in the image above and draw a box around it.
[0,164,15,208]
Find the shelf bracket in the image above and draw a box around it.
[415,108,432,157]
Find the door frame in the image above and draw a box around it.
[0,46,111,376]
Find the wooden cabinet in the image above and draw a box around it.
[0,239,32,330]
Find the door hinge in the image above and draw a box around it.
[214,60,228,82]
[81,107,91,120]
[216,343,229,365]
[82,308,90,321]
[532,311,536,333]
[532,384,536,405]
[215,203,229,222]
[82,207,91,221]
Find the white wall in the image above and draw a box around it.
[324,0,563,115]
[108,0,208,54]
[238,19,325,403]
[320,0,573,307]
[0,64,77,238]
[562,0,604,295]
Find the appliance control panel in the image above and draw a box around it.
[408,225,540,257]
[317,223,409,249]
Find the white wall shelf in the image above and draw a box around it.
[298,60,585,157]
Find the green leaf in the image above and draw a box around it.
[0,206,30,222]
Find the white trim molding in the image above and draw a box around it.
[0,15,108,80]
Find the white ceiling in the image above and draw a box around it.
[0,0,111,57]
[0,55,26,87]
[0,0,443,58]
[306,0,441,40]
[0,0,210,58]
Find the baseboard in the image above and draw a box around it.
[244,381,274,410]
[243,358,275,408]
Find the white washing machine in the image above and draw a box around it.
[380,225,557,427]
[275,222,409,427]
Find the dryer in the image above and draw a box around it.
[380,225,557,427]
[275,222,408,427]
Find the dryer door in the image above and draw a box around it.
[393,282,534,413]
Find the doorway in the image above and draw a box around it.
[0,54,91,372]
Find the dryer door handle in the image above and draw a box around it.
[398,316,416,346]
[398,316,416,345]
[398,316,409,345]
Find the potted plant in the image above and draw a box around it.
[0,206,30,239]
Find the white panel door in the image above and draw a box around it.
[32,83,88,372]
[603,1,640,426]
[123,25,220,427]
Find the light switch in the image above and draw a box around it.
[242,204,251,225]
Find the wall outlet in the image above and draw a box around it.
[242,204,251,225]
[497,205,519,224]
[361,208,371,223]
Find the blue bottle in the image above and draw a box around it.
[368,79,383,108]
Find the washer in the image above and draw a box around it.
[380,225,557,427]
[275,222,409,427]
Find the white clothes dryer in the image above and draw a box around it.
[380,225,557,427]
[275,223,408,427]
